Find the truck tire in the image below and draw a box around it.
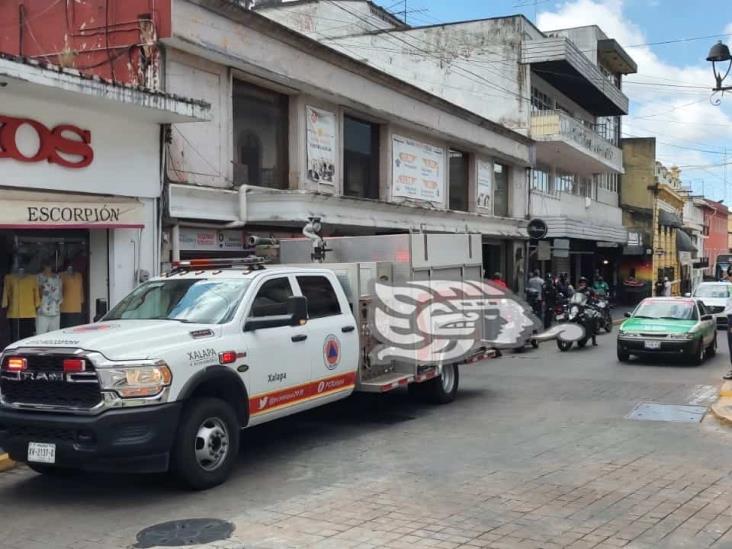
[171,397,240,490]
[421,363,459,404]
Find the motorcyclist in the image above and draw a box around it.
[556,272,574,298]
[576,277,598,346]
[542,273,557,329]
[593,275,609,298]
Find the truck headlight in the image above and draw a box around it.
[97,362,172,398]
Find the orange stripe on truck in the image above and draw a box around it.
[249,371,357,415]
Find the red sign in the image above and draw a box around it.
[0,114,93,168]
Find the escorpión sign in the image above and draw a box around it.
[0,114,93,168]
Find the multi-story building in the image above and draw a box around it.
[703,199,729,279]
[619,138,690,296]
[259,2,638,285]
[681,193,708,291]
[0,0,537,292]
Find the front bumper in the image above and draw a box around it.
[617,337,697,356]
[0,402,181,473]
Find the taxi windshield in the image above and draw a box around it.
[693,285,731,298]
[633,300,697,321]
[105,278,250,324]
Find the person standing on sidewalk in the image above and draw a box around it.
[725,267,732,380]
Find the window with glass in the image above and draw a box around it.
[233,80,289,189]
[296,276,341,318]
[531,87,553,112]
[530,168,552,194]
[105,278,251,324]
[250,277,293,317]
[633,299,697,321]
[448,149,469,211]
[555,172,575,194]
[493,162,509,217]
[343,115,380,199]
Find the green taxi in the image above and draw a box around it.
[617,297,717,365]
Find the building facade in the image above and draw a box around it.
[703,199,730,280]
[619,138,692,298]
[259,3,638,285]
[0,0,536,293]
[0,54,207,346]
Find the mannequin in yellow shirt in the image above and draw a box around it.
[2,267,40,341]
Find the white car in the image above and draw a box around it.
[690,282,732,327]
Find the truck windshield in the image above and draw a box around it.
[105,278,250,324]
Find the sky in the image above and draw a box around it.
[375,0,732,201]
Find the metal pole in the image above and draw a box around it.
[651,185,658,295]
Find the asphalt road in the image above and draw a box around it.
[1,329,732,549]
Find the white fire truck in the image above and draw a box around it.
[0,224,497,489]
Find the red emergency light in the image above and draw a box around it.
[63,358,86,373]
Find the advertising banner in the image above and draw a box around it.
[392,135,444,203]
[476,159,493,212]
[306,106,336,184]
[179,228,245,251]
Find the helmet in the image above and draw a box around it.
[579,276,588,284]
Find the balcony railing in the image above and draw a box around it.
[530,110,622,171]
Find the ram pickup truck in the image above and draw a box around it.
[0,232,495,489]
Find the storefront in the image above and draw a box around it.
[0,55,208,346]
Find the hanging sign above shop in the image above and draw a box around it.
[0,189,143,228]
[391,134,445,203]
[0,114,93,168]
[179,228,245,251]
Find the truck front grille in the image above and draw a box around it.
[0,354,102,409]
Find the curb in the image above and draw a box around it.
[709,382,732,426]
[0,453,16,473]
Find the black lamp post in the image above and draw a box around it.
[706,40,732,92]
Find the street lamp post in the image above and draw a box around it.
[706,41,732,102]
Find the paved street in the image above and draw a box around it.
[2,330,732,549]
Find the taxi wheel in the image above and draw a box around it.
[706,335,717,358]
[617,347,630,362]
[691,340,705,366]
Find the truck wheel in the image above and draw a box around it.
[424,364,459,404]
[171,398,240,490]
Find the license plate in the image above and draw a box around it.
[28,442,56,464]
[644,340,661,350]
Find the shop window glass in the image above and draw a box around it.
[493,162,509,217]
[343,115,379,199]
[233,80,289,189]
[0,233,89,345]
[449,149,469,211]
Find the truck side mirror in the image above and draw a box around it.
[94,298,108,322]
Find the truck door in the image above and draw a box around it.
[242,275,311,416]
[294,274,359,396]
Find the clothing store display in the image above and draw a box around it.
[38,272,62,316]
[2,273,40,318]
[60,271,84,314]
[36,314,60,334]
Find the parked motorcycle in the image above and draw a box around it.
[556,292,601,351]
[592,296,613,332]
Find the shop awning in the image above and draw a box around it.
[0,189,144,229]
[677,230,697,253]
[659,209,683,228]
